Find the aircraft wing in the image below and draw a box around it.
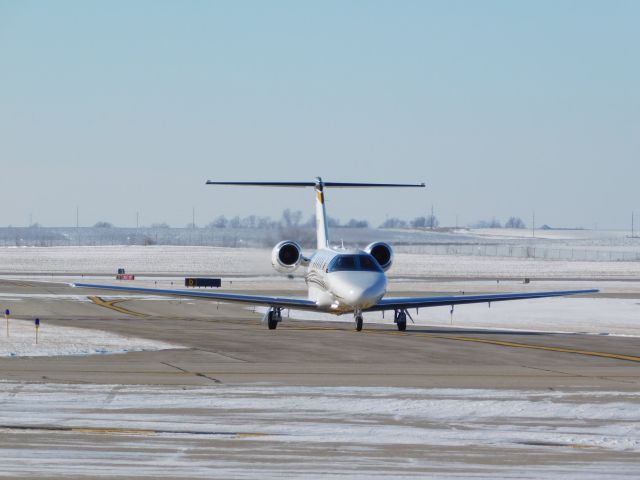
[366,289,599,312]
[71,283,318,311]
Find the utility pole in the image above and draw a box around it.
[532,212,535,238]
[76,206,80,246]
[136,211,139,229]
[192,207,196,229]
[430,204,434,230]
[632,212,635,238]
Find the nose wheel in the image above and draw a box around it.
[354,313,363,332]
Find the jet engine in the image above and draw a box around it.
[271,240,303,273]
[365,242,393,271]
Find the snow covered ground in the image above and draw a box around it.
[2,245,640,278]
[0,383,638,478]
[391,254,640,279]
[0,245,274,275]
[0,318,178,357]
[462,228,629,241]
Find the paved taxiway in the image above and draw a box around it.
[0,278,639,478]
[0,279,638,389]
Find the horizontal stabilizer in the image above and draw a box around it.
[206,181,426,188]
[206,177,425,249]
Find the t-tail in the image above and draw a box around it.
[314,179,329,249]
[206,177,426,249]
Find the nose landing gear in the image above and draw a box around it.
[354,311,363,331]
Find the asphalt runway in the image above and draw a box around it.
[0,279,639,478]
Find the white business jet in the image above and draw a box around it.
[74,178,597,331]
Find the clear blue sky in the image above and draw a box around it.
[1,1,638,229]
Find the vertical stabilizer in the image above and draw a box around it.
[315,177,329,249]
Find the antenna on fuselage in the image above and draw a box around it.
[205,178,426,249]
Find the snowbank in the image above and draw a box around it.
[0,319,179,357]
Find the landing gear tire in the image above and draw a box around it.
[395,310,407,331]
[355,315,363,332]
[267,311,278,330]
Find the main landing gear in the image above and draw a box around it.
[265,307,282,330]
[394,309,407,331]
[354,312,363,332]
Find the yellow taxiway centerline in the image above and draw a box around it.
[364,329,640,363]
[88,296,149,318]
[282,324,640,364]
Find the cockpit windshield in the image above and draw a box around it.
[358,255,380,271]
[327,254,382,273]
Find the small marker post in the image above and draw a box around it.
[5,309,10,337]
[34,318,40,344]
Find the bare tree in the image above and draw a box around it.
[241,215,257,228]
[282,209,303,228]
[473,218,502,228]
[380,217,407,228]
[411,215,439,229]
[327,216,341,228]
[94,221,114,228]
[208,215,228,228]
[411,216,427,228]
[345,219,369,228]
[279,209,314,246]
[229,216,242,228]
[505,217,526,229]
[257,216,275,228]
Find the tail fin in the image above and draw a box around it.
[315,180,329,249]
[206,178,426,249]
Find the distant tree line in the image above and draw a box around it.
[205,210,370,230]
[87,210,371,231]
[82,212,527,232]
[379,215,526,229]
[380,215,439,229]
[471,216,526,229]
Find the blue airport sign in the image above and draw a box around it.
[35,318,40,326]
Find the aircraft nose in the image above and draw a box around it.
[338,274,387,309]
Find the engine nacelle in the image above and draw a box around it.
[365,242,393,272]
[271,240,303,273]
